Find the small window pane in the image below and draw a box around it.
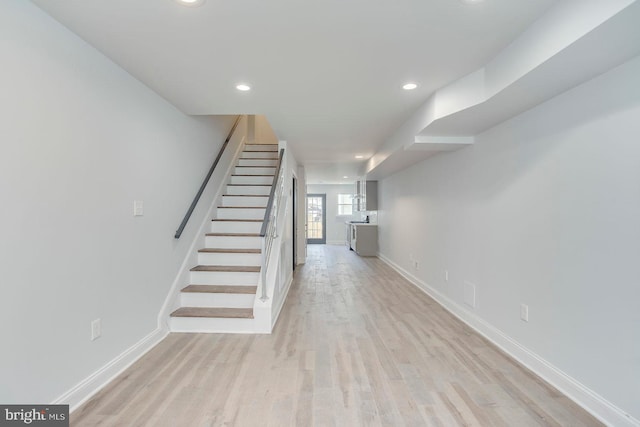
[338,193,353,216]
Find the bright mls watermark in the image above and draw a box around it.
[0,405,68,426]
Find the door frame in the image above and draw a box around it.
[306,193,326,244]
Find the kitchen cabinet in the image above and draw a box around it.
[354,180,378,211]
[346,223,378,256]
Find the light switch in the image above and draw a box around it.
[133,200,144,216]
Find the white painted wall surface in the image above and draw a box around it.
[378,55,640,422]
[296,166,307,265]
[255,115,279,145]
[0,0,235,404]
[307,184,358,245]
[270,142,300,320]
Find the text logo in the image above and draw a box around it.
[0,405,68,426]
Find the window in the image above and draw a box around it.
[338,193,354,216]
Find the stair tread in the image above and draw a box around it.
[190,265,260,272]
[206,232,260,236]
[240,157,279,160]
[223,194,269,197]
[198,248,261,253]
[232,174,275,177]
[170,307,254,319]
[181,285,257,294]
[212,219,263,222]
[217,206,266,209]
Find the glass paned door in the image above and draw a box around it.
[306,194,326,244]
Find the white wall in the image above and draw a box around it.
[0,0,235,404]
[307,184,358,244]
[255,115,279,145]
[378,55,640,423]
[296,166,307,265]
[268,141,301,325]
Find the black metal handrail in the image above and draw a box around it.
[174,115,242,239]
[260,148,285,237]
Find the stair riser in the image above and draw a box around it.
[226,185,271,196]
[240,151,278,159]
[237,159,278,167]
[180,292,255,308]
[211,221,262,233]
[244,145,278,152]
[234,167,276,176]
[221,196,268,207]
[216,208,266,220]
[229,175,274,185]
[189,271,259,285]
[197,252,262,266]
[205,235,262,248]
[170,317,255,333]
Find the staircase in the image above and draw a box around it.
[169,143,279,333]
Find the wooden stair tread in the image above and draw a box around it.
[227,184,272,187]
[231,174,275,177]
[205,232,261,237]
[223,194,269,197]
[236,165,276,168]
[212,219,263,222]
[217,206,266,209]
[190,265,260,272]
[181,285,257,294]
[198,248,261,253]
[170,307,254,319]
[240,157,279,160]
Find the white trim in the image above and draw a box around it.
[377,252,640,427]
[272,272,294,330]
[53,328,168,413]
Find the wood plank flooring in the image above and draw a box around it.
[71,245,602,426]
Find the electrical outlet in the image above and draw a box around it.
[520,304,529,322]
[445,270,449,282]
[91,318,101,341]
[133,200,144,216]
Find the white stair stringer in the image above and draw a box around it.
[170,143,280,334]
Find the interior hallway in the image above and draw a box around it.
[71,245,601,426]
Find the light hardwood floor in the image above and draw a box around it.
[71,245,603,426]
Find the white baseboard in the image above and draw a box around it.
[53,328,168,413]
[377,252,639,427]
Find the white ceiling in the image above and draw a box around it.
[31,0,557,183]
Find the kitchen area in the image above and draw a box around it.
[306,177,378,256]
[346,179,378,257]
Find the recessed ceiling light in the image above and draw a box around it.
[343,176,349,179]
[355,155,364,159]
[175,0,205,7]
[236,84,251,91]
[402,83,418,90]
[460,0,484,4]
